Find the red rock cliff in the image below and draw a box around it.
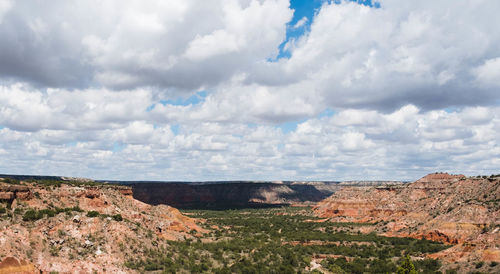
[313,173,500,263]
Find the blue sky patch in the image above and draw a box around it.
[171,124,180,135]
[147,90,208,111]
[275,0,324,59]
[319,108,336,118]
[65,141,77,147]
[275,0,380,60]
[162,90,207,106]
[277,119,306,134]
[112,142,126,152]
[444,107,460,113]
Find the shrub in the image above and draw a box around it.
[23,210,42,221]
[3,178,20,184]
[72,206,83,212]
[86,211,100,217]
[112,214,123,221]
[397,255,417,274]
[475,261,484,268]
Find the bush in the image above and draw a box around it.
[112,214,123,221]
[3,178,20,184]
[0,207,7,214]
[23,209,42,221]
[22,207,83,221]
[397,255,417,274]
[72,206,83,212]
[86,211,100,217]
[475,261,484,268]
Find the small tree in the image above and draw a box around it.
[397,255,417,274]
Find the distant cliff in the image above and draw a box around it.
[0,174,402,209]
[122,180,402,209]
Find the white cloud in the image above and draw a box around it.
[0,0,292,91]
[0,1,499,180]
[292,16,308,29]
[0,0,12,23]
[184,30,240,61]
[0,104,499,180]
[473,57,500,87]
[255,0,500,111]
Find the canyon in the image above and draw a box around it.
[1,173,499,273]
[314,173,500,264]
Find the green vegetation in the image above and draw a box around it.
[2,178,20,184]
[20,206,124,222]
[397,255,417,274]
[125,207,450,273]
[22,206,83,221]
[26,179,104,188]
[86,210,123,221]
[86,210,100,217]
[112,214,123,221]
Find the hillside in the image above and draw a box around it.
[0,178,202,273]
[313,173,500,265]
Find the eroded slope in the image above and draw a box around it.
[313,173,500,263]
[0,179,202,273]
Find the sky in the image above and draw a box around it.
[0,0,499,181]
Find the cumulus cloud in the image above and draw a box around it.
[0,0,499,180]
[0,0,292,91]
[473,57,500,87]
[248,0,500,111]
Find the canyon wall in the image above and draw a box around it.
[126,181,402,209]
[313,173,500,263]
[0,175,402,209]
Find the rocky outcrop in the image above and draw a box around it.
[313,173,500,262]
[0,181,203,273]
[0,184,31,204]
[0,257,37,274]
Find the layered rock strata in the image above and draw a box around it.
[314,173,500,263]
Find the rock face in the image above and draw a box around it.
[313,173,500,263]
[0,184,31,203]
[0,257,37,274]
[128,181,402,209]
[0,181,203,273]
